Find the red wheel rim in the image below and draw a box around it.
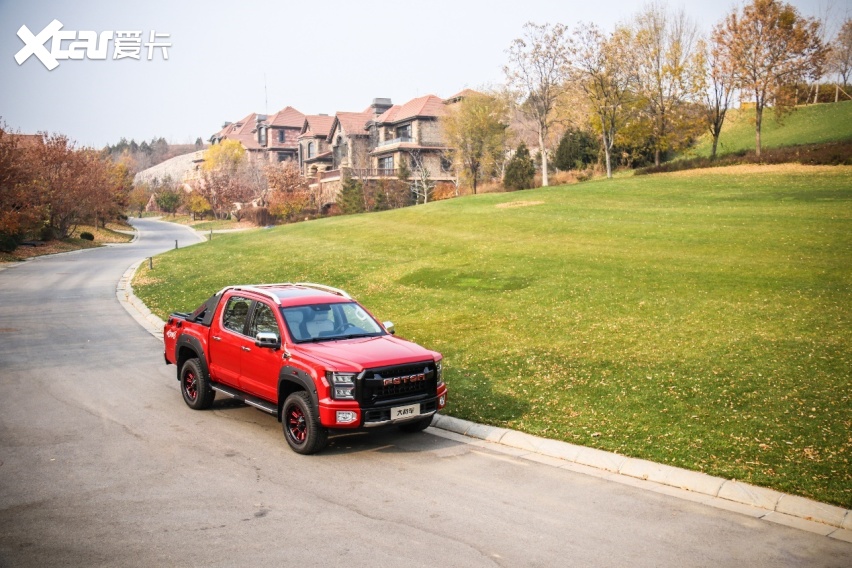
[286,405,306,443]
[183,370,198,401]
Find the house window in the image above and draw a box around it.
[278,130,285,143]
[277,152,287,162]
[307,142,315,158]
[378,156,393,173]
[259,127,267,146]
[441,155,453,172]
[396,123,411,140]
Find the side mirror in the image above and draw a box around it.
[255,332,281,349]
[383,321,395,335]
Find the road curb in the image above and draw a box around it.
[432,414,852,539]
[115,262,852,542]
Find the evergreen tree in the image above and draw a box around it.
[503,142,536,190]
[554,128,599,171]
[337,175,365,214]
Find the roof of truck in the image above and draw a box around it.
[219,283,352,307]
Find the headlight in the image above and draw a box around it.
[435,360,444,385]
[327,372,357,400]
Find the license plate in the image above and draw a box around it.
[391,403,420,420]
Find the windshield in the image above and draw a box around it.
[281,302,386,343]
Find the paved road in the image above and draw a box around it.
[0,218,849,567]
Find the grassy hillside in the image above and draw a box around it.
[687,100,852,158]
[134,165,852,507]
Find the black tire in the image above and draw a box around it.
[282,392,328,455]
[180,358,215,410]
[398,415,433,433]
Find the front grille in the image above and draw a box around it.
[358,361,436,407]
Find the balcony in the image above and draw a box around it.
[318,168,399,181]
[377,136,414,147]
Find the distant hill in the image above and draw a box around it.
[686,100,852,159]
[134,150,205,187]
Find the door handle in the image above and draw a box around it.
[241,346,251,352]
[212,336,221,341]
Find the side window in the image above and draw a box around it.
[249,303,280,337]
[222,296,251,334]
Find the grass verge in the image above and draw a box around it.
[133,165,852,507]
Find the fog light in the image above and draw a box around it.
[336,411,357,424]
[438,395,446,408]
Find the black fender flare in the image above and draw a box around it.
[175,335,209,382]
[278,365,319,419]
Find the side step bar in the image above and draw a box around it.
[212,383,277,415]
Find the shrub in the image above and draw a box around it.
[80,232,95,241]
[504,142,536,190]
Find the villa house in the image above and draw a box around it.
[369,94,454,185]
[298,114,335,177]
[254,106,305,162]
[209,106,305,163]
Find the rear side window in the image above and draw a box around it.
[222,296,251,335]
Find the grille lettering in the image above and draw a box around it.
[382,373,426,387]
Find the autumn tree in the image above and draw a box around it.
[196,140,254,219]
[155,187,183,216]
[716,0,825,156]
[186,193,211,221]
[631,2,706,165]
[408,151,435,205]
[127,185,151,217]
[0,127,42,250]
[504,22,572,187]
[441,92,508,194]
[266,161,309,222]
[573,23,638,178]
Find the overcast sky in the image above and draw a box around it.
[0,0,844,148]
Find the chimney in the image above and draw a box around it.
[371,98,392,116]
[222,121,232,128]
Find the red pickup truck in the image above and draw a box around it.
[163,282,447,454]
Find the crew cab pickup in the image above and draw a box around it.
[163,282,447,454]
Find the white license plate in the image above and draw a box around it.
[391,403,420,420]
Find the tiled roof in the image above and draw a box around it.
[268,106,305,128]
[226,113,262,150]
[299,115,335,138]
[376,95,445,124]
[333,111,372,137]
[375,105,401,123]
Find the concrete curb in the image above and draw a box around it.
[432,414,852,541]
[115,265,852,542]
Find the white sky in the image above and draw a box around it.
[0,0,845,148]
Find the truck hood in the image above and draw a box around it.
[294,335,437,371]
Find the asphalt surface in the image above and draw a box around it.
[0,218,850,567]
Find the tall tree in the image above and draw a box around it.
[573,23,638,178]
[441,92,508,195]
[715,0,825,156]
[704,34,735,159]
[504,22,571,187]
[632,2,706,166]
[828,18,852,101]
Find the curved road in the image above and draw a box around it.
[0,218,849,567]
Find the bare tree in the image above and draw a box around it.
[407,150,434,205]
[704,34,736,159]
[572,23,638,178]
[504,22,571,187]
[828,18,852,101]
[716,0,826,157]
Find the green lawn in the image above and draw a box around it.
[133,165,852,507]
[687,100,852,158]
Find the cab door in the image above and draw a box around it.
[208,295,251,387]
[239,301,283,401]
